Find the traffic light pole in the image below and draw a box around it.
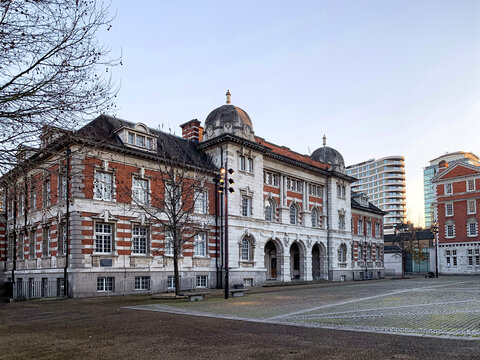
[224,158,229,299]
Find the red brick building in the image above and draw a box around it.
[432,160,480,274]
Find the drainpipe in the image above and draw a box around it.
[214,175,220,288]
[63,148,71,297]
[326,171,330,281]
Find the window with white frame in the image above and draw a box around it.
[29,229,36,257]
[357,243,363,261]
[239,155,246,171]
[29,181,36,210]
[43,179,50,208]
[467,179,475,192]
[338,244,347,262]
[165,183,181,211]
[289,204,298,225]
[452,249,457,266]
[445,223,455,238]
[194,232,207,257]
[311,208,319,228]
[135,276,150,290]
[367,245,372,260]
[247,157,254,173]
[194,190,207,214]
[468,249,474,266]
[309,184,322,197]
[241,196,251,217]
[132,178,149,206]
[94,171,113,201]
[132,226,148,254]
[445,202,454,216]
[467,221,478,237]
[126,131,155,150]
[59,172,67,201]
[264,198,275,222]
[196,275,207,288]
[337,184,346,199]
[95,223,113,253]
[468,199,476,214]
[375,222,380,237]
[357,219,363,235]
[167,276,175,290]
[239,155,253,173]
[339,213,346,230]
[42,227,50,258]
[58,222,67,256]
[97,277,114,292]
[264,171,279,187]
[287,178,303,193]
[164,231,174,256]
[241,237,253,261]
[367,221,372,236]
[444,183,453,195]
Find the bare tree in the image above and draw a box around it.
[0,0,120,173]
[124,136,216,296]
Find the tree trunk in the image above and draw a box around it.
[173,251,180,296]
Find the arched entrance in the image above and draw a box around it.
[290,242,302,280]
[264,240,280,280]
[312,243,326,280]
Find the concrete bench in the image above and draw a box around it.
[229,288,250,298]
[181,291,211,302]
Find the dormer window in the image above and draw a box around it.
[120,124,156,151]
[136,135,145,147]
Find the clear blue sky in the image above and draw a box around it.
[100,0,480,227]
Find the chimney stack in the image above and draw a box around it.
[439,160,449,173]
[180,119,203,143]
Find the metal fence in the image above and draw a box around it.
[13,279,65,300]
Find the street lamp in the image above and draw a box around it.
[431,222,439,278]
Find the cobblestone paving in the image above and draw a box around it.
[127,276,480,340]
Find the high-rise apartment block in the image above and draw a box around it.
[424,152,479,229]
[346,156,406,234]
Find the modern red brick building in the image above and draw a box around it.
[431,160,480,274]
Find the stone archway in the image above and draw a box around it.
[290,242,304,280]
[264,240,280,280]
[312,243,326,280]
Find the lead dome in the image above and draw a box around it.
[311,135,345,172]
[202,90,255,141]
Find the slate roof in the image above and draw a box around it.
[255,136,330,171]
[76,115,217,172]
[351,197,386,215]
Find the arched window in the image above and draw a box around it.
[289,204,298,225]
[265,199,274,222]
[311,208,318,228]
[357,243,363,261]
[367,245,372,260]
[241,238,251,261]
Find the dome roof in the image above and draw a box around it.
[202,90,255,141]
[205,104,253,129]
[311,136,345,171]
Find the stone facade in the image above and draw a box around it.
[0,97,385,297]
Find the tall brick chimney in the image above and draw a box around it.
[180,119,203,143]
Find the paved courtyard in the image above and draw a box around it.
[128,276,480,340]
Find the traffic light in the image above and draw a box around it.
[217,168,234,193]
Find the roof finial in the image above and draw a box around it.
[226,89,231,105]
[323,134,327,147]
